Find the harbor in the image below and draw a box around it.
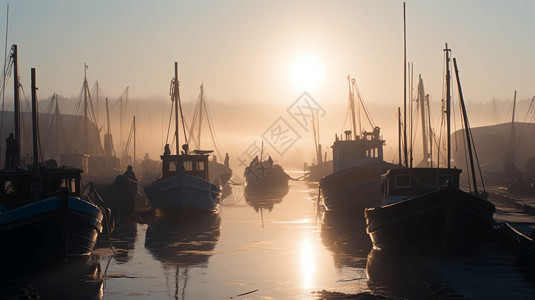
[1,176,535,299]
[0,1,534,299]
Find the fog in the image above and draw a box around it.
[6,89,527,175]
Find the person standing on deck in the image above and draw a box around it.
[5,133,17,170]
[124,165,137,181]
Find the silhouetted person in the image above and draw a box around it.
[163,144,171,156]
[124,165,137,181]
[251,155,259,167]
[5,133,17,170]
[267,156,273,166]
[224,153,230,168]
[213,155,218,163]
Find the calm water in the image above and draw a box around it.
[97,172,371,299]
[3,170,370,299]
[4,171,535,299]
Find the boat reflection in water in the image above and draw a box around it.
[244,185,289,213]
[106,220,138,264]
[366,248,434,299]
[320,211,371,270]
[0,255,103,300]
[144,212,221,299]
[145,212,221,268]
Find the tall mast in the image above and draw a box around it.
[426,94,433,167]
[398,107,402,167]
[83,63,89,155]
[11,44,20,166]
[348,75,357,140]
[418,75,429,165]
[31,68,39,171]
[54,94,60,156]
[133,115,136,167]
[197,83,204,149]
[453,58,478,195]
[444,44,451,169]
[402,2,408,167]
[174,62,180,155]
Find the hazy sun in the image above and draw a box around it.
[289,53,324,91]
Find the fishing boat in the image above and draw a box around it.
[187,83,233,185]
[364,44,496,255]
[243,149,290,193]
[1,53,103,273]
[319,76,396,214]
[144,63,222,217]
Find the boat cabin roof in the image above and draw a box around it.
[0,167,83,210]
[161,153,210,181]
[382,167,461,199]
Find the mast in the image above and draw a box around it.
[398,107,402,167]
[83,63,89,155]
[403,2,409,167]
[54,94,60,156]
[348,75,357,140]
[444,44,451,169]
[197,83,204,149]
[402,2,408,167]
[511,90,516,159]
[11,44,20,166]
[31,68,42,202]
[417,75,429,166]
[453,58,478,195]
[174,62,180,155]
[104,98,115,157]
[133,115,136,168]
[31,68,39,172]
[426,94,433,167]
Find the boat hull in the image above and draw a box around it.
[0,195,103,272]
[365,185,496,255]
[208,161,232,185]
[244,164,289,190]
[144,173,222,213]
[320,161,395,215]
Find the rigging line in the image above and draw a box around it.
[204,96,223,158]
[176,80,188,147]
[0,4,8,164]
[352,78,376,130]
[516,96,535,147]
[165,98,173,147]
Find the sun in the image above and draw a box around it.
[289,53,324,91]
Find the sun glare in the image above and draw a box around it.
[289,53,324,91]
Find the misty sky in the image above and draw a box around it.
[1,0,534,169]
[3,0,534,105]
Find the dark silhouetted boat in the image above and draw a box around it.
[319,76,395,215]
[365,44,495,255]
[144,63,222,217]
[0,52,103,274]
[243,141,289,193]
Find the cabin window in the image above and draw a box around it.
[437,174,454,187]
[197,161,205,171]
[382,181,388,197]
[60,178,77,193]
[3,181,14,195]
[169,162,177,172]
[184,160,193,171]
[394,174,411,189]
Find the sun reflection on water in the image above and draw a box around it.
[299,235,316,290]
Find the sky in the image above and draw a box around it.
[1,0,534,168]
[3,0,534,104]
